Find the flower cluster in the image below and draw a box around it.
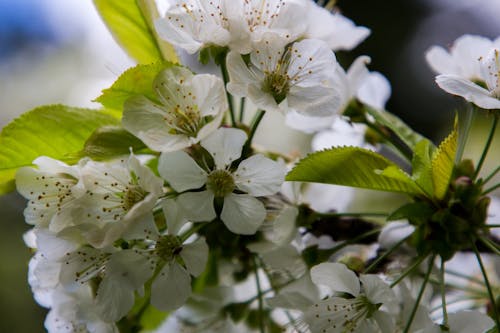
[10,1,500,333]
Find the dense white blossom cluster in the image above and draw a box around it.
[12,1,499,333]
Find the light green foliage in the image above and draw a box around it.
[95,61,175,110]
[411,139,435,197]
[431,120,458,200]
[0,105,119,194]
[286,147,424,195]
[81,126,146,160]
[93,0,178,64]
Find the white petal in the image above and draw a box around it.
[220,193,266,235]
[96,276,135,322]
[357,71,391,110]
[479,48,500,92]
[177,191,216,222]
[271,205,298,246]
[226,51,257,97]
[436,74,500,109]
[347,56,371,92]
[128,154,163,196]
[192,74,228,118]
[452,34,493,79]
[359,274,396,306]
[310,262,360,296]
[285,110,335,133]
[447,311,495,333]
[372,311,395,332]
[162,198,188,235]
[180,237,209,276]
[123,95,192,152]
[151,262,192,311]
[158,151,207,192]
[234,154,286,196]
[201,128,246,169]
[154,14,203,54]
[378,221,415,248]
[425,45,458,75]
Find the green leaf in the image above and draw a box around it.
[95,61,175,110]
[139,305,168,331]
[81,126,147,160]
[388,202,434,221]
[0,105,119,195]
[411,139,435,197]
[365,107,432,151]
[286,146,424,195]
[431,119,458,200]
[93,0,178,64]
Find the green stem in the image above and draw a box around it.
[314,212,389,218]
[445,269,486,286]
[483,183,500,195]
[390,254,428,288]
[318,228,381,259]
[363,235,409,274]
[220,57,236,126]
[482,166,500,185]
[253,256,265,333]
[456,105,475,163]
[402,254,436,333]
[474,113,498,180]
[179,223,206,242]
[479,236,500,256]
[364,121,413,162]
[485,224,500,228]
[440,258,448,329]
[239,97,246,123]
[471,239,500,330]
[242,110,266,156]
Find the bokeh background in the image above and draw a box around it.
[0,0,499,332]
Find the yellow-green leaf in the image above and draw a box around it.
[431,120,458,200]
[411,139,434,197]
[95,61,175,110]
[93,0,178,64]
[0,105,119,195]
[287,146,423,195]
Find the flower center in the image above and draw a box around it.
[155,235,183,262]
[123,184,147,211]
[206,169,235,197]
[262,71,290,104]
[165,104,205,137]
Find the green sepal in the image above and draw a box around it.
[365,107,431,151]
[411,139,435,197]
[431,117,458,200]
[0,105,119,195]
[94,61,176,110]
[80,126,147,160]
[198,46,228,65]
[93,0,178,64]
[286,146,424,195]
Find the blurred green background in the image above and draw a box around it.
[0,0,498,332]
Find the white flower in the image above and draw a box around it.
[304,2,370,51]
[66,154,163,248]
[226,34,343,117]
[16,156,82,230]
[159,127,286,235]
[286,55,391,132]
[123,67,226,152]
[154,0,308,54]
[436,47,500,109]
[304,263,397,333]
[426,35,499,80]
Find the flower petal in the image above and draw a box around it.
[436,74,500,109]
[151,262,192,311]
[359,274,396,306]
[201,128,246,169]
[220,193,265,235]
[177,191,217,222]
[234,154,285,196]
[158,151,207,192]
[357,71,391,110]
[180,237,209,276]
[162,198,188,235]
[447,311,495,333]
[310,262,360,296]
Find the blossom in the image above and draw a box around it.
[304,263,397,333]
[286,55,391,132]
[16,156,82,229]
[426,35,499,80]
[65,154,163,248]
[436,47,500,109]
[154,0,308,54]
[158,127,286,234]
[304,1,370,51]
[123,66,226,152]
[227,33,343,116]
